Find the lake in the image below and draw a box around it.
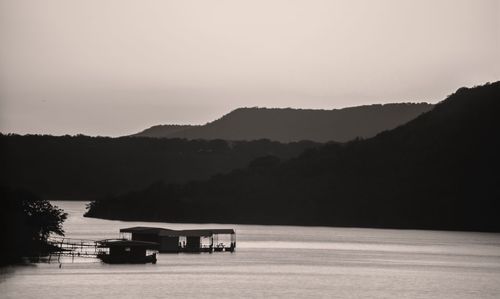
[1,201,500,298]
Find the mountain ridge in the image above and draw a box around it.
[132,103,434,142]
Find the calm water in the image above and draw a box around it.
[1,201,500,298]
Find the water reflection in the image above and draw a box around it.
[1,201,500,299]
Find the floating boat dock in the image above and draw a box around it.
[46,226,236,264]
[120,227,236,253]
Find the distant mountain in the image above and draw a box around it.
[132,103,434,142]
[87,82,500,232]
[133,125,195,138]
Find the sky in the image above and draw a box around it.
[0,0,499,136]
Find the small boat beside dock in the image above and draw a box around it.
[96,239,158,264]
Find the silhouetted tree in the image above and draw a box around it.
[0,187,67,265]
[22,199,67,240]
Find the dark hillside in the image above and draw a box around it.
[87,82,500,232]
[0,136,318,200]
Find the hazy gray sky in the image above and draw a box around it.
[0,0,498,136]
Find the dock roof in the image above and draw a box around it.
[98,239,159,249]
[120,226,173,234]
[159,229,235,237]
[120,227,235,237]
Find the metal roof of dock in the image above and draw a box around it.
[208,229,235,234]
[159,229,210,237]
[159,229,235,237]
[120,227,235,237]
[120,227,173,234]
[98,239,159,248]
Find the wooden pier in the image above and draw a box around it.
[46,237,100,262]
[46,237,159,264]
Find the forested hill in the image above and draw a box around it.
[0,136,318,200]
[86,82,500,232]
[132,103,433,142]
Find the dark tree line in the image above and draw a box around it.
[86,82,500,232]
[0,136,319,200]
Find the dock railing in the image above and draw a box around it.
[46,236,100,262]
